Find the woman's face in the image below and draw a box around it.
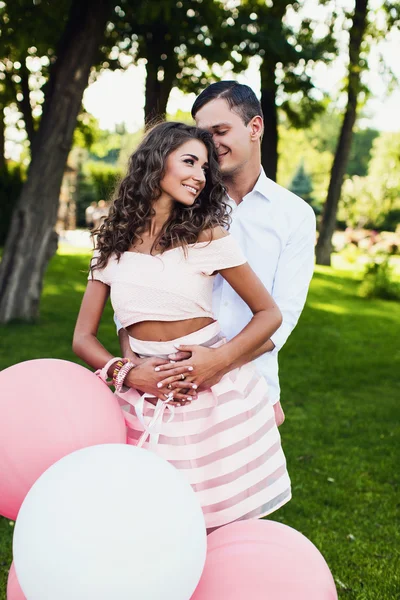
[159,139,209,207]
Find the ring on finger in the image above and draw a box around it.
[167,383,172,389]
[180,374,186,381]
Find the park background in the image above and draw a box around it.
[0,0,399,598]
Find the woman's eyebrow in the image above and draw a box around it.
[181,154,209,167]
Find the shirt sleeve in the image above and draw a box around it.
[269,206,316,354]
[87,250,111,286]
[200,235,247,275]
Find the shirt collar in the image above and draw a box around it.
[227,168,272,207]
[244,168,272,202]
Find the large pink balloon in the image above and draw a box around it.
[191,520,338,600]
[0,359,126,520]
[7,563,26,600]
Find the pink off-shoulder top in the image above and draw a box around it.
[89,235,246,328]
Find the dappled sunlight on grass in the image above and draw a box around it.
[43,282,87,296]
[308,301,350,314]
[58,244,92,256]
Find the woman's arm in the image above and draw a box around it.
[212,262,282,370]
[156,262,282,388]
[73,281,116,373]
[73,281,196,400]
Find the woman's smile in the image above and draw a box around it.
[182,183,200,196]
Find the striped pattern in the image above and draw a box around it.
[118,330,291,530]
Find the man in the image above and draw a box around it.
[116,81,316,424]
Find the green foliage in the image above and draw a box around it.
[107,0,241,98]
[232,1,337,128]
[339,131,400,230]
[75,160,123,227]
[278,110,379,216]
[339,176,376,229]
[359,252,400,301]
[289,160,320,215]
[305,111,379,177]
[368,132,400,207]
[0,0,71,146]
[380,208,400,233]
[0,164,24,246]
[85,161,123,200]
[73,111,103,152]
[116,130,144,170]
[347,128,379,177]
[278,120,333,209]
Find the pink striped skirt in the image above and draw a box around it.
[116,322,291,530]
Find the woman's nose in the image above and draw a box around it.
[193,169,206,182]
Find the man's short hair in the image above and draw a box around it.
[191,81,263,125]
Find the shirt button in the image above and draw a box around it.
[224,302,229,307]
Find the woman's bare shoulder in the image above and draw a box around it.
[197,226,229,243]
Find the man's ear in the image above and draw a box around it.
[249,115,264,141]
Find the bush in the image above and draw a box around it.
[359,252,400,301]
[85,161,123,200]
[0,165,24,246]
[75,162,123,228]
[380,208,400,233]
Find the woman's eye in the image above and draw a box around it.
[184,159,194,165]
[216,131,227,136]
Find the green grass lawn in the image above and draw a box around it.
[0,250,399,599]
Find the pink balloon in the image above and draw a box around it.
[191,520,337,600]
[0,359,126,520]
[7,563,26,600]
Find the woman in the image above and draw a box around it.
[73,122,291,530]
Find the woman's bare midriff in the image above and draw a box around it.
[125,317,216,342]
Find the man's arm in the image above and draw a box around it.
[117,325,140,364]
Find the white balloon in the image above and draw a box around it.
[13,444,206,600]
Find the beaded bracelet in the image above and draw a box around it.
[114,361,136,393]
[112,358,129,388]
[95,357,124,386]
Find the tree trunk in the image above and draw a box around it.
[18,60,36,149]
[316,0,369,266]
[0,0,113,323]
[0,107,5,172]
[260,57,278,181]
[144,37,176,124]
[144,65,175,124]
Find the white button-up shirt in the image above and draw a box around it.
[214,169,316,405]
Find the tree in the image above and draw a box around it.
[0,0,71,153]
[316,0,400,264]
[289,160,320,214]
[0,0,114,323]
[230,0,336,181]
[338,132,400,230]
[110,0,245,123]
[347,127,379,177]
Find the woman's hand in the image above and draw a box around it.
[125,357,197,404]
[155,345,226,390]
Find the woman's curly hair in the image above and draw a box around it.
[91,121,230,273]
